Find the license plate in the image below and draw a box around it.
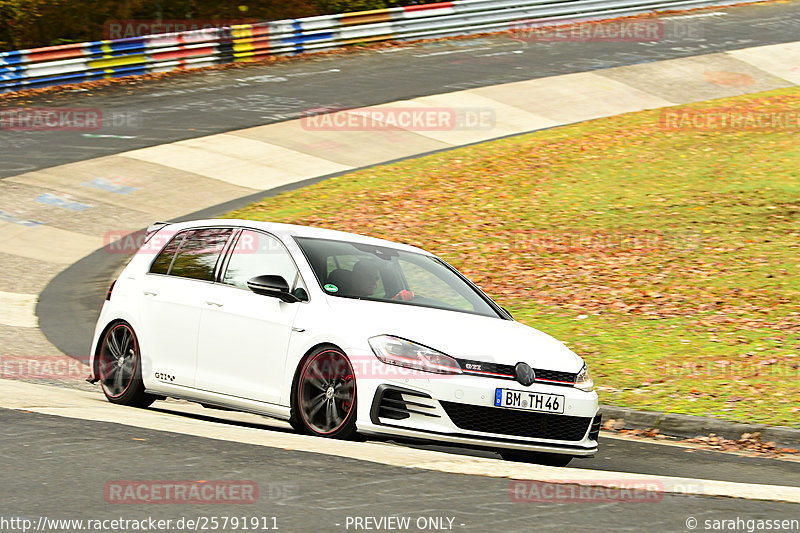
[494,388,565,414]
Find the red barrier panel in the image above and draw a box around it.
[403,2,455,13]
[26,43,86,63]
[150,46,217,61]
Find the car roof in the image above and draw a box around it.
[162,219,433,255]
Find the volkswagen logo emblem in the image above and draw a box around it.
[514,362,536,386]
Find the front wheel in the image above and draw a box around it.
[500,450,573,467]
[290,347,357,439]
[98,321,155,408]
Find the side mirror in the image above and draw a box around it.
[247,275,301,303]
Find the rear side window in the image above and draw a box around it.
[149,228,232,281]
[149,232,184,275]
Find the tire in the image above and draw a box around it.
[97,321,156,408]
[500,450,573,467]
[289,346,357,439]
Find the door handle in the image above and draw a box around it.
[143,289,159,296]
[205,300,224,307]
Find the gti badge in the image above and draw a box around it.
[154,372,175,382]
[514,362,536,386]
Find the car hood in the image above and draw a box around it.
[324,297,583,373]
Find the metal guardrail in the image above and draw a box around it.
[0,0,759,94]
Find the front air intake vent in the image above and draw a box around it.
[370,385,440,424]
[588,413,602,442]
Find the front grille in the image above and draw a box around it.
[456,358,577,387]
[440,401,591,441]
[534,368,576,384]
[458,360,515,378]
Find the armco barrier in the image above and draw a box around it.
[0,0,762,93]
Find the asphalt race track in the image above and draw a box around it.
[1,1,799,177]
[2,407,799,533]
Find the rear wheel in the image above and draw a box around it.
[98,321,155,408]
[500,450,573,467]
[290,347,357,439]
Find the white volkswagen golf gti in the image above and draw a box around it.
[89,219,600,465]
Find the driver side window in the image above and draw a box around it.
[222,230,306,296]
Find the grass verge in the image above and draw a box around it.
[227,87,800,427]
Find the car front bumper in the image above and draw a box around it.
[354,373,600,456]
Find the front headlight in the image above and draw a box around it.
[575,363,594,391]
[368,335,462,375]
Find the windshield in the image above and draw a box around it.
[294,237,503,319]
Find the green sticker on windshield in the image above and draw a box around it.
[324,284,339,293]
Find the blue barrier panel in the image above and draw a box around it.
[0,66,26,81]
[0,51,26,66]
[91,64,149,78]
[1,70,93,91]
[86,38,148,57]
[275,31,336,53]
[280,31,334,45]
